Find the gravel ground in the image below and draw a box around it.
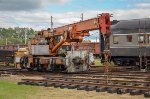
[29,87,146,99]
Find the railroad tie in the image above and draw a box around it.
[45,83,55,87]
[85,86,97,91]
[130,90,142,95]
[67,85,78,89]
[36,82,47,86]
[117,89,128,94]
[107,88,118,93]
[54,83,63,88]
[96,87,107,92]
[60,84,68,89]
[77,86,88,90]
[144,91,150,98]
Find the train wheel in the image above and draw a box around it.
[27,68,33,71]
[37,65,46,72]
[112,58,122,66]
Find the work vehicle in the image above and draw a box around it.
[15,13,111,73]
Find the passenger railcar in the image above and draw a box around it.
[110,18,150,70]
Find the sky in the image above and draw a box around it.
[0,0,150,29]
[0,0,150,41]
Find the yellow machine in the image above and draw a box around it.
[14,47,29,69]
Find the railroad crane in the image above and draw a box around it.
[15,13,111,73]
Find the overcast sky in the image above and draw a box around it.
[0,0,150,33]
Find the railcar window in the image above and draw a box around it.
[113,36,119,44]
[126,35,132,42]
[139,35,144,43]
[149,36,150,44]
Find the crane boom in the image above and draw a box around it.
[38,13,110,37]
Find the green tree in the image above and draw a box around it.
[0,27,35,45]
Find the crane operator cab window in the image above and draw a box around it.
[113,36,119,44]
[138,35,144,44]
[126,35,132,42]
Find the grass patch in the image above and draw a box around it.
[0,62,15,67]
[0,81,40,99]
[94,59,103,66]
[94,59,115,66]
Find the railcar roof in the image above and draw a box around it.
[111,18,150,34]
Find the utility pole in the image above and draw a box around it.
[81,13,83,21]
[24,29,27,45]
[96,37,97,42]
[5,38,7,45]
[51,16,53,30]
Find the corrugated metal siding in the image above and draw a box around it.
[74,42,100,55]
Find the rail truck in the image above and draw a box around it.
[14,13,111,73]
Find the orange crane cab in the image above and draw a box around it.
[16,13,111,73]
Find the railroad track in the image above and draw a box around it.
[0,65,150,97]
[17,69,150,97]
[0,64,147,76]
[0,68,150,81]
[19,75,150,97]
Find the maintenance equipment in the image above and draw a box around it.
[15,13,111,73]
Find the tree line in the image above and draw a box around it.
[0,27,35,45]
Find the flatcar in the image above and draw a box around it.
[0,50,15,65]
[0,44,27,51]
[0,45,27,65]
